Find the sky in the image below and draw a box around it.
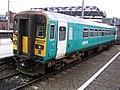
[0,0,119,18]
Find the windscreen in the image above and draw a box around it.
[36,15,46,38]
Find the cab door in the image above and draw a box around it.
[47,21,57,59]
[56,22,67,59]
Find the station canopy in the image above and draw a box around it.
[31,6,106,18]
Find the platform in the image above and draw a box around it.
[0,38,13,59]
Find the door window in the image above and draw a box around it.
[69,26,73,40]
[59,26,66,41]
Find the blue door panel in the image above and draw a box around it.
[45,20,58,60]
[66,23,74,54]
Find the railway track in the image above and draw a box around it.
[0,71,21,81]
[0,56,16,74]
[0,56,15,66]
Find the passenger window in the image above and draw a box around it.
[103,30,106,36]
[109,30,111,35]
[94,29,98,36]
[104,30,106,36]
[90,29,94,37]
[107,30,109,35]
[114,30,116,35]
[106,30,108,36]
[99,29,102,36]
[102,30,104,36]
[59,26,66,41]
[83,28,89,38]
[110,30,112,35]
[69,27,73,40]
[111,30,114,35]
[50,25,55,39]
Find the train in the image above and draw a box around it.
[116,26,120,44]
[13,11,117,75]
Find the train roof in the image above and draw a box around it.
[16,11,115,29]
[43,11,115,28]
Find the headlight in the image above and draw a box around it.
[35,44,44,50]
[13,40,17,45]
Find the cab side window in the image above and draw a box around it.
[50,25,55,39]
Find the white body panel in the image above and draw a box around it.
[55,22,67,59]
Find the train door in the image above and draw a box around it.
[16,15,36,59]
[67,24,74,53]
[47,21,57,58]
[56,22,67,59]
[19,19,29,53]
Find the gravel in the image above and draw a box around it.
[0,63,17,78]
[86,54,120,90]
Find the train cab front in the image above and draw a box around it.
[13,11,47,76]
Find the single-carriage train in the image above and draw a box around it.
[13,11,117,75]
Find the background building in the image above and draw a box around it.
[0,14,7,30]
[0,11,15,30]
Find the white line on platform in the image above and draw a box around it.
[0,54,14,59]
[77,51,120,90]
